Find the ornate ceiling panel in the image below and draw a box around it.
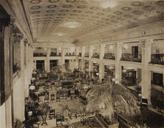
[22,0,164,44]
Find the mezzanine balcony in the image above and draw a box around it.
[92,53,100,58]
[103,53,115,60]
[33,53,47,57]
[121,53,141,62]
[150,54,164,65]
[50,52,61,56]
[65,53,75,56]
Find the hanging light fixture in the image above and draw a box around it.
[29,85,35,90]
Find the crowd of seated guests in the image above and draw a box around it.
[23,67,112,128]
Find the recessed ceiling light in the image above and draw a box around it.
[62,21,81,28]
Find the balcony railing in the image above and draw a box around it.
[65,53,75,56]
[33,53,47,57]
[121,53,141,62]
[103,53,115,60]
[50,52,61,56]
[92,53,100,58]
[150,54,164,65]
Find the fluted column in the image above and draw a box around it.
[24,42,30,97]
[115,42,123,83]
[81,46,85,72]
[61,48,65,66]
[45,48,50,72]
[141,39,152,104]
[13,38,25,121]
[89,46,93,75]
[99,44,105,81]
[0,22,12,128]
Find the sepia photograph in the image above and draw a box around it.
[0,0,164,128]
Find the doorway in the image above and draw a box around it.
[50,60,58,70]
[65,59,70,70]
[132,46,139,58]
[36,60,45,71]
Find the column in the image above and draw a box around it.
[99,44,105,81]
[4,25,13,128]
[89,46,93,75]
[0,23,12,128]
[81,46,85,72]
[141,39,152,104]
[74,47,79,69]
[24,42,29,97]
[13,38,25,121]
[45,48,50,72]
[115,42,123,82]
[61,48,65,65]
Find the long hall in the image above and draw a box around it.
[0,0,164,128]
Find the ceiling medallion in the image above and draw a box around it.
[30,0,41,4]
[30,6,41,10]
[122,7,131,11]
[47,5,57,8]
[49,0,60,3]
[66,0,76,3]
[131,1,143,6]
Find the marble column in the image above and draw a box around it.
[4,25,13,128]
[61,48,65,66]
[81,46,85,72]
[0,25,12,128]
[115,42,123,83]
[141,39,152,104]
[99,44,105,81]
[24,43,29,97]
[13,38,25,121]
[45,48,50,72]
[89,46,93,75]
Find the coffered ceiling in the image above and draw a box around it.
[22,0,164,45]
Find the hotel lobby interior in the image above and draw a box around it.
[0,0,164,128]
